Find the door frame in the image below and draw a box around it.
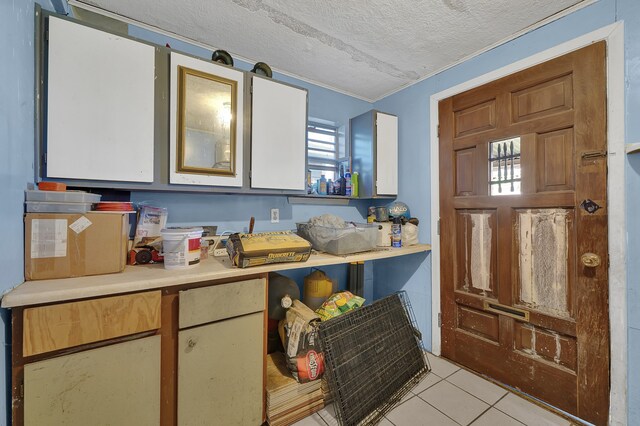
[429,22,626,424]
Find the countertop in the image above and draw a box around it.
[2,244,431,308]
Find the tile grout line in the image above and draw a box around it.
[316,411,330,426]
[383,414,398,426]
[442,371,507,407]
[429,368,460,380]
[416,381,491,425]
[465,405,493,426]
[490,394,536,426]
[493,392,510,406]
[410,373,444,397]
[416,393,468,426]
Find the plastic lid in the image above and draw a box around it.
[161,227,203,234]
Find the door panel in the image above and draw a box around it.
[455,210,498,298]
[454,99,497,137]
[510,74,573,123]
[513,322,577,372]
[457,305,500,342]
[440,42,609,424]
[536,129,575,192]
[455,148,476,196]
[516,208,574,318]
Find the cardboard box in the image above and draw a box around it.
[25,212,128,280]
[226,231,311,268]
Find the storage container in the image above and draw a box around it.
[25,190,101,203]
[296,222,377,255]
[25,201,93,213]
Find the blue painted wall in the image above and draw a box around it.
[1,0,639,423]
[0,1,55,424]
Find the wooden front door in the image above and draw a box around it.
[439,42,609,424]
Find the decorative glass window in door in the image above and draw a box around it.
[489,137,521,195]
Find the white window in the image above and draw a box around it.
[307,122,339,182]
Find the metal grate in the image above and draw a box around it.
[489,137,521,195]
[317,292,430,426]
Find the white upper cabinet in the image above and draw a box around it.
[169,52,244,187]
[351,110,398,197]
[375,112,399,195]
[250,76,308,191]
[46,17,155,182]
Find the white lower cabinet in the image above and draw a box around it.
[177,278,266,425]
[24,335,161,426]
[178,312,264,425]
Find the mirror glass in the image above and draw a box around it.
[178,66,236,175]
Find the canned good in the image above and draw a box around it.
[391,223,402,247]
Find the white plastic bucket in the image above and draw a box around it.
[161,227,203,270]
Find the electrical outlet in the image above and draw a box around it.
[271,208,279,223]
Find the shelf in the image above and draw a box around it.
[288,196,351,205]
[1,244,431,308]
[288,194,396,205]
[626,143,640,154]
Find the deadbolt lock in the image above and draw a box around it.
[581,253,601,268]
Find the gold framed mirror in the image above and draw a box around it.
[177,66,237,176]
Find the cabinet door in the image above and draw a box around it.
[46,17,155,183]
[375,112,398,195]
[24,335,161,426]
[178,312,263,425]
[250,77,307,190]
[169,52,244,187]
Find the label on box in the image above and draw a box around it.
[69,216,92,234]
[31,219,67,259]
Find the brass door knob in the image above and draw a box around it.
[581,253,601,268]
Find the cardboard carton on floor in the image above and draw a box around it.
[25,212,128,280]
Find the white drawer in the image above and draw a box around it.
[179,278,266,328]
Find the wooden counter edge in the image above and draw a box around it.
[2,244,431,309]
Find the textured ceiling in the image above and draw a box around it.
[77,0,586,101]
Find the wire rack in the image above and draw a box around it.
[317,291,431,426]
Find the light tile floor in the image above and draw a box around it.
[293,352,572,426]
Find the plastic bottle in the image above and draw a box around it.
[338,165,346,195]
[318,175,327,195]
[345,170,352,196]
[351,172,359,197]
[327,179,334,195]
[391,217,402,248]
